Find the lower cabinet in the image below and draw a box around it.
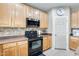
[43,36,48,51]
[18,44,28,56]
[0,40,28,56]
[3,47,17,56]
[47,36,52,49]
[43,35,52,51]
[0,51,1,56]
[0,49,2,56]
[3,49,10,56]
[69,37,79,50]
[0,45,2,56]
[9,47,17,56]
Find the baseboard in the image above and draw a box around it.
[55,48,66,50]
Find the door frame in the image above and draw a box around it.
[52,7,70,50]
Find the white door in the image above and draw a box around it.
[54,17,67,49]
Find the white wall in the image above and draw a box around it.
[47,9,53,33]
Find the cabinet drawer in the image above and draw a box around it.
[3,42,16,49]
[17,41,28,45]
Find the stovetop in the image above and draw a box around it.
[28,36,43,41]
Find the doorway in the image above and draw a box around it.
[52,8,70,50]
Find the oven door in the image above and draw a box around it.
[28,39,43,56]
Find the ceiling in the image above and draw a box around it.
[26,3,79,12]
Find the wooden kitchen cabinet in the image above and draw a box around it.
[43,36,48,51]
[3,42,17,56]
[0,3,48,28]
[9,47,17,56]
[0,4,12,27]
[69,37,79,50]
[47,36,52,48]
[40,11,48,29]
[3,47,17,56]
[0,3,26,28]
[44,13,48,28]
[71,9,79,28]
[77,10,79,28]
[71,11,78,28]
[0,45,3,56]
[43,35,52,51]
[17,41,28,56]
[18,44,28,56]
[25,5,34,18]
[25,5,40,19]
[0,50,1,56]
[33,8,40,19]
[11,4,26,28]
[3,49,10,56]
[0,40,28,56]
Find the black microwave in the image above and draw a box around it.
[26,18,40,27]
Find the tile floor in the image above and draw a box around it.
[43,48,79,56]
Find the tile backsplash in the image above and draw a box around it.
[0,28,26,37]
[0,28,47,37]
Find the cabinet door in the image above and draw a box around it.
[43,36,48,51]
[40,11,48,28]
[3,49,10,56]
[0,4,11,27]
[3,47,17,56]
[71,9,78,28]
[40,11,44,28]
[12,4,26,27]
[0,45,2,56]
[26,6,34,18]
[9,47,17,56]
[3,42,17,56]
[33,9,40,19]
[77,10,79,28]
[47,36,52,48]
[0,49,2,56]
[44,13,48,28]
[69,38,79,49]
[18,44,28,56]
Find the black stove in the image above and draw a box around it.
[25,31,43,56]
[25,31,37,39]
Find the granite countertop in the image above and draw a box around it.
[0,35,28,44]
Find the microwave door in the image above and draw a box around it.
[26,19,40,27]
[27,20,34,26]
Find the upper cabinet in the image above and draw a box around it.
[25,5,48,29]
[40,11,48,29]
[25,5,34,18]
[71,9,78,28]
[33,8,40,19]
[0,3,26,28]
[77,10,79,28]
[11,4,26,28]
[0,3,48,28]
[0,4,12,27]
[71,9,79,28]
